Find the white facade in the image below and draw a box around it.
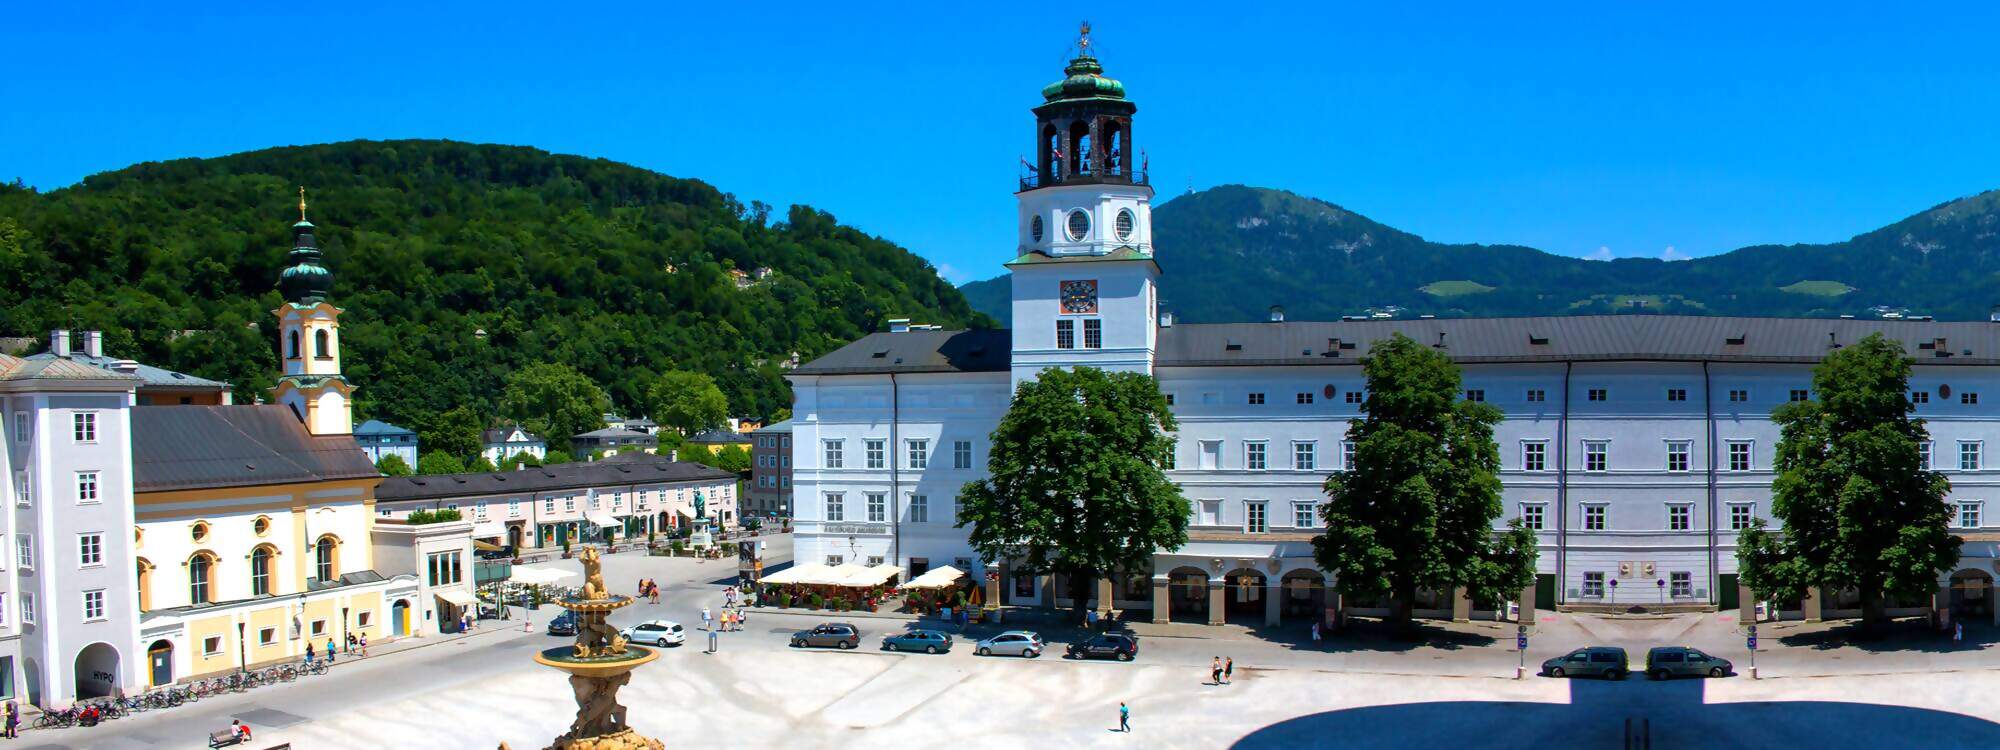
[788,48,2000,624]
[481,426,547,465]
[0,365,146,705]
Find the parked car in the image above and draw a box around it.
[1645,646,1731,679]
[792,622,861,649]
[547,610,579,636]
[1065,633,1138,661]
[975,631,1044,658]
[621,620,686,647]
[1542,646,1629,679]
[882,629,953,654]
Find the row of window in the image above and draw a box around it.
[754,435,792,449]
[755,475,793,488]
[1518,502,1759,531]
[8,411,98,444]
[200,610,379,657]
[177,537,340,605]
[823,439,975,470]
[384,486,733,520]
[755,454,791,469]
[822,493,964,523]
[1581,571,1695,598]
[1152,387,1978,410]
[1054,319,1104,350]
[1188,499,1320,532]
[1164,391,1365,407]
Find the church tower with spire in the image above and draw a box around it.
[1009,23,1160,386]
[271,189,355,435]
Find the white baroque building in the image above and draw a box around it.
[790,41,2000,629]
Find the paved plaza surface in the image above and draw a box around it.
[27,536,2000,749]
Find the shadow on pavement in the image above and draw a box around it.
[1776,617,1994,654]
[1228,676,2000,750]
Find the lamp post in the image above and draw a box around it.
[237,622,247,674]
[342,606,350,651]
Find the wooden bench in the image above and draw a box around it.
[208,730,244,748]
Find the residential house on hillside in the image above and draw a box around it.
[354,419,419,467]
[481,424,546,465]
[571,427,657,457]
[686,428,751,454]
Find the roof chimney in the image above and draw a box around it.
[49,329,70,358]
[81,331,103,358]
[887,318,912,333]
[1989,305,2000,323]
[1158,310,1174,328]
[111,359,140,373]
[1269,305,1285,323]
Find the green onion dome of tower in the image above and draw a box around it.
[1041,55,1126,103]
[279,216,333,305]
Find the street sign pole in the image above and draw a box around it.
[1748,624,1758,679]
[1516,624,1528,679]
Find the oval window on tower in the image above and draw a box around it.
[1066,209,1091,242]
[1031,215,1044,243]
[1115,208,1136,242]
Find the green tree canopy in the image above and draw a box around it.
[470,455,498,472]
[499,362,609,447]
[374,453,412,477]
[646,370,729,435]
[542,449,574,466]
[1314,333,1537,628]
[1737,333,1959,627]
[958,366,1188,625]
[417,452,467,475]
[414,405,483,462]
[710,444,751,473]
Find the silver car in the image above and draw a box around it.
[975,630,1044,658]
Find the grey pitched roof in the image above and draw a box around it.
[1156,315,2000,367]
[754,419,794,434]
[131,406,381,492]
[686,428,748,445]
[792,329,1012,375]
[374,455,736,502]
[0,353,141,383]
[24,351,228,388]
[573,427,656,441]
[482,425,544,444]
[355,419,416,436]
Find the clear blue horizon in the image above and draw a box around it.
[5,3,1997,284]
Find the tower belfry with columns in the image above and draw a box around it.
[271,188,355,435]
[1009,23,1161,386]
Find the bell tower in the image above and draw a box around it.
[271,188,355,435]
[1009,23,1160,387]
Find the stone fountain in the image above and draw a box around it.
[501,546,663,750]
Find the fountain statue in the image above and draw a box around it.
[501,546,663,750]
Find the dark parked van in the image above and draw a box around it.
[1542,646,1629,680]
[1646,647,1732,679]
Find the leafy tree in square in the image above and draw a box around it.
[1314,334,1537,630]
[1738,333,1958,629]
[958,366,1188,625]
[499,362,609,447]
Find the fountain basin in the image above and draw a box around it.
[534,645,660,678]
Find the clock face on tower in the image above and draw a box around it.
[1059,279,1098,314]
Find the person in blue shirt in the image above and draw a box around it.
[1118,702,1130,733]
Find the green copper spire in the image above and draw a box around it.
[278,187,333,304]
[1041,22,1126,103]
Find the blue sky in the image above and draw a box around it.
[5,3,1998,283]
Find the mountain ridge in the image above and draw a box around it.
[962,184,2000,325]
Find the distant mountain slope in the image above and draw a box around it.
[964,184,2000,325]
[0,139,991,432]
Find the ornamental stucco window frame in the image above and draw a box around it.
[1958,500,1983,530]
[1521,441,1548,472]
[1520,502,1546,531]
[1292,441,1316,471]
[1582,440,1609,472]
[1666,440,1693,472]
[823,440,844,469]
[72,412,97,443]
[1961,441,1983,471]
[825,493,844,522]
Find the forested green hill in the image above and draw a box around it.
[0,139,989,439]
[964,184,2000,324]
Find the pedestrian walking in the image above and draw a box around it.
[359,633,369,657]
[1086,608,1098,630]
[702,606,713,631]
[5,699,19,739]
[1223,657,1234,685]
[347,632,358,652]
[1210,657,1222,685]
[1311,621,1322,644]
[327,638,338,664]
[637,578,646,597]
[1956,621,1965,643]
[1118,701,1130,733]
[305,642,316,665]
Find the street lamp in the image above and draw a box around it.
[237,622,247,674]
[342,606,350,651]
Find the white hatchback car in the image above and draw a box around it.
[620,620,686,647]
